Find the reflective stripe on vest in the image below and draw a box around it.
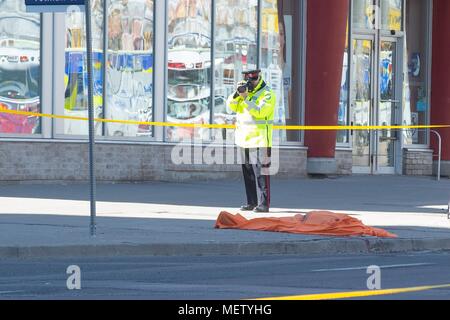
[245,86,271,111]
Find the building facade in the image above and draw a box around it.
[0,0,449,182]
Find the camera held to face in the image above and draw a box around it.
[236,70,261,95]
[237,81,251,93]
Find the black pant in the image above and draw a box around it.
[241,148,271,208]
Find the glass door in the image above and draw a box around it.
[351,37,374,173]
[351,36,401,174]
[376,39,399,174]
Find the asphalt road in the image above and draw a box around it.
[0,252,449,300]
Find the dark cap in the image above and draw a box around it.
[242,69,261,80]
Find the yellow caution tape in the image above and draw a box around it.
[1,108,449,131]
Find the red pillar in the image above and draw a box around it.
[304,0,349,160]
[430,0,450,161]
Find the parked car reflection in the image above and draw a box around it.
[0,7,41,135]
[0,81,40,134]
[0,37,40,134]
[167,48,211,140]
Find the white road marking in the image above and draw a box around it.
[0,291,23,294]
[312,263,435,272]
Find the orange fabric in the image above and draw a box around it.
[215,211,397,238]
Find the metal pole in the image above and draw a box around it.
[85,0,97,236]
[448,194,450,219]
[210,0,215,140]
[429,130,447,217]
[437,134,441,182]
[257,0,262,69]
[102,0,108,137]
[448,193,450,219]
[430,130,442,181]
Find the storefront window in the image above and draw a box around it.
[0,1,41,135]
[403,0,429,145]
[352,0,376,30]
[337,21,350,144]
[380,0,402,32]
[213,0,258,142]
[64,1,103,136]
[105,0,154,138]
[261,0,302,143]
[167,0,212,142]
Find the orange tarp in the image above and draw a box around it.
[215,211,397,238]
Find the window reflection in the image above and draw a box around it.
[337,21,350,144]
[381,0,402,31]
[352,0,376,30]
[106,0,154,138]
[352,39,372,167]
[0,2,41,135]
[403,0,428,145]
[64,1,103,136]
[351,39,373,167]
[213,0,258,142]
[261,0,302,142]
[167,0,212,142]
[379,41,396,167]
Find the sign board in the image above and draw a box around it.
[25,0,85,13]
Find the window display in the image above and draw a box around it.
[64,0,103,136]
[213,0,258,142]
[166,0,212,142]
[403,0,429,145]
[0,1,41,135]
[105,0,154,138]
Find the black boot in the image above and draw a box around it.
[253,205,269,213]
[240,204,256,211]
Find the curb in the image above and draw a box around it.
[1,238,450,259]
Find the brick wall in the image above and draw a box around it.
[7,141,438,182]
[402,148,433,176]
[335,149,352,175]
[0,141,308,183]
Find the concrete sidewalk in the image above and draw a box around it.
[0,176,449,258]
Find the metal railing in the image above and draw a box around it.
[430,130,450,219]
[402,128,448,218]
[430,130,442,181]
[428,130,450,219]
[448,197,450,219]
[448,199,450,219]
[403,129,442,181]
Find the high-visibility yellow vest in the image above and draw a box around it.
[227,78,276,148]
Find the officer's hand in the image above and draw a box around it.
[236,81,248,99]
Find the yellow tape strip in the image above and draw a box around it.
[1,108,449,131]
[0,108,235,129]
[256,283,450,300]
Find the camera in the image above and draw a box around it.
[237,82,250,93]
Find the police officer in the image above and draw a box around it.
[227,70,276,213]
